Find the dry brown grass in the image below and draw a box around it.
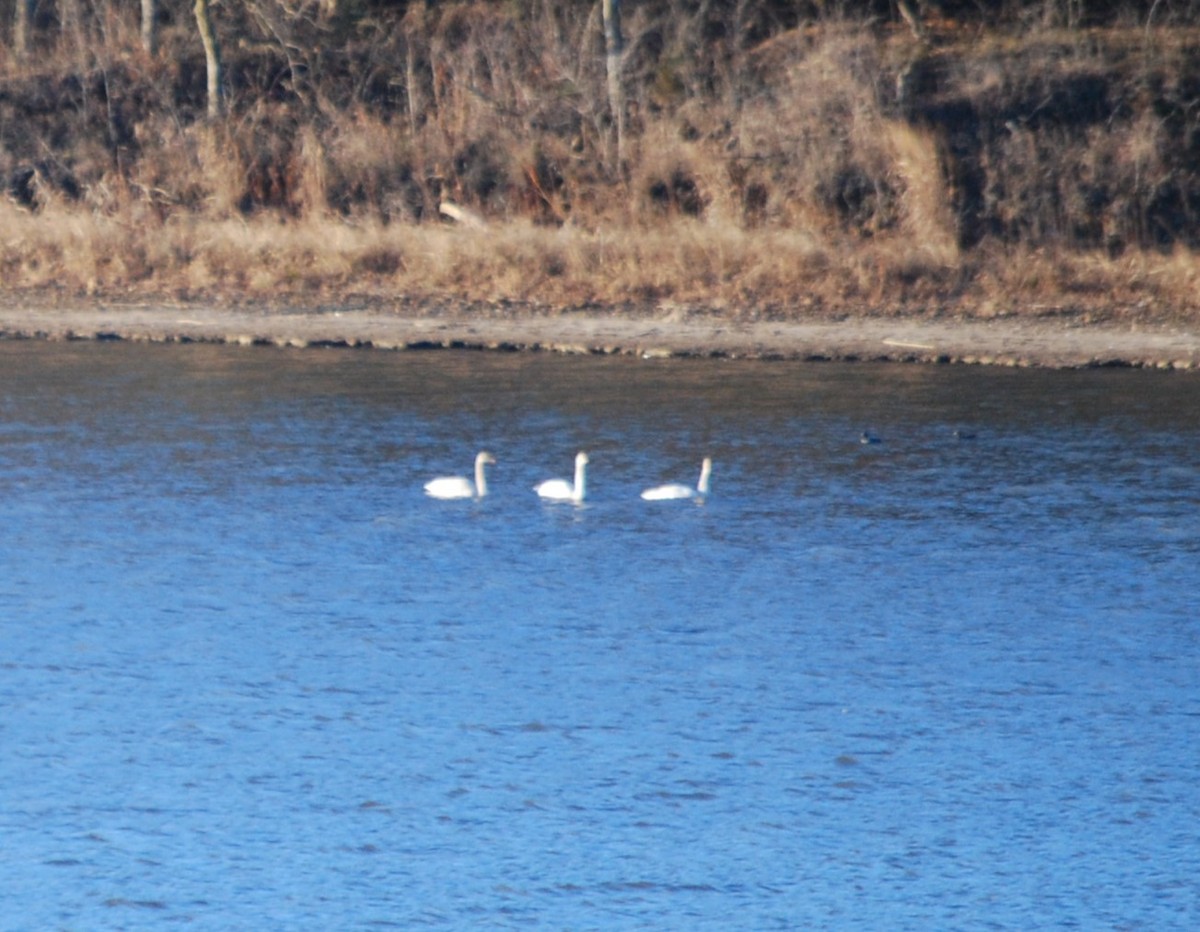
[3,193,1198,325]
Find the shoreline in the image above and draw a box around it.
[1,301,1198,370]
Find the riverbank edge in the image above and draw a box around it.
[1,300,1198,370]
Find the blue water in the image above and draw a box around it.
[1,341,1198,929]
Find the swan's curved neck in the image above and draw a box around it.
[474,457,488,496]
[697,458,712,495]
[573,458,587,501]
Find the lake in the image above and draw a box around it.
[1,340,1198,929]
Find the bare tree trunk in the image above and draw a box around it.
[896,0,929,43]
[194,0,223,119]
[13,0,33,61]
[404,41,420,136]
[142,0,158,56]
[601,0,624,173]
[59,0,84,59]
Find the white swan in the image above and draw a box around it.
[424,451,495,499]
[641,457,712,501]
[535,451,588,503]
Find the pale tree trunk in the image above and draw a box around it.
[142,0,158,56]
[59,0,83,58]
[13,0,33,61]
[404,41,420,136]
[601,0,624,173]
[194,0,223,119]
[896,0,929,42]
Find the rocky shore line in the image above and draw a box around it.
[1,302,1198,370]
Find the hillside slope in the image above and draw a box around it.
[1,2,1198,325]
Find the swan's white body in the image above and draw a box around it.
[424,451,495,499]
[535,451,588,503]
[641,457,712,501]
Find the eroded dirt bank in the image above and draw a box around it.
[1,302,1197,369]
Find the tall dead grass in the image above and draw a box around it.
[6,195,1195,321]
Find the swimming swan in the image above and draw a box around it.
[641,457,712,501]
[424,451,495,499]
[535,451,589,503]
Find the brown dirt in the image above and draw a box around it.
[0,295,1197,370]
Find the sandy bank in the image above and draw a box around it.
[1,302,1198,370]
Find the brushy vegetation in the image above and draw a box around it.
[3,0,1200,322]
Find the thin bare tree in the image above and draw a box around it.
[142,0,158,56]
[601,0,624,172]
[13,0,34,61]
[896,0,929,43]
[194,0,224,118]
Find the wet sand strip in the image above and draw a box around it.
[0,305,1197,370]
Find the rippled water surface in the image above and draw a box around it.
[2,341,1198,929]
